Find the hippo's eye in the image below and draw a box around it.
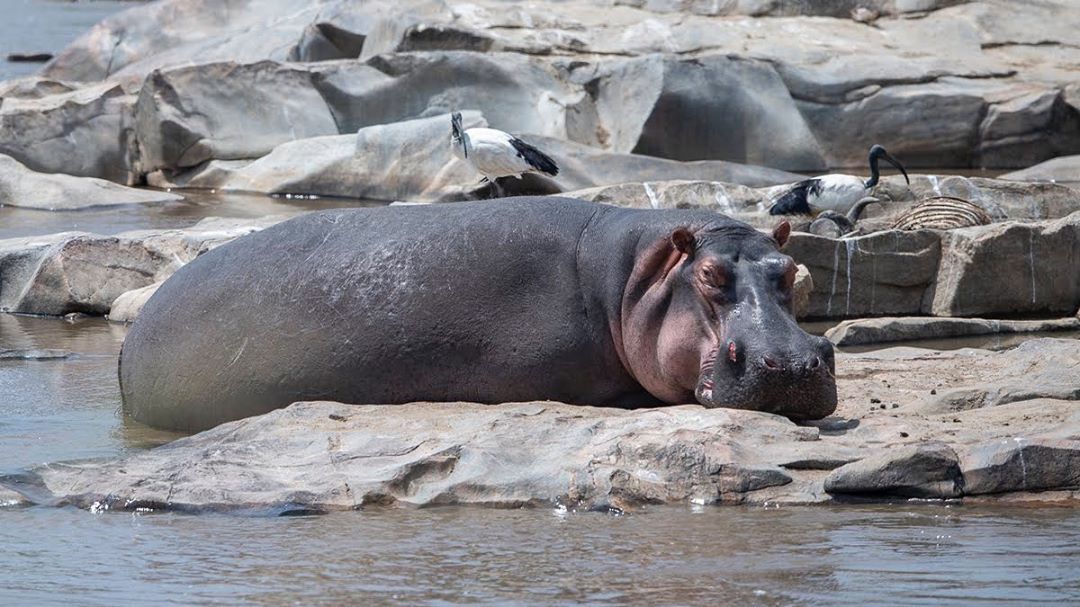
[698,263,727,291]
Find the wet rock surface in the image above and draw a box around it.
[5,337,1078,512]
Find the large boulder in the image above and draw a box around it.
[108,281,164,323]
[134,61,349,174]
[929,212,1080,317]
[0,154,180,210]
[0,82,137,183]
[785,229,942,319]
[571,54,826,169]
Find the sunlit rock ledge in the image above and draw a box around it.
[4,338,1077,514]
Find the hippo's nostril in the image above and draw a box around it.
[762,355,782,371]
[805,356,821,371]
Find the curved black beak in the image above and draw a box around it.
[880,149,910,184]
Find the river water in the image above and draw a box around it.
[3,2,1080,604]
[0,0,130,81]
[3,297,1080,605]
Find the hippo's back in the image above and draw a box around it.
[120,197,635,431]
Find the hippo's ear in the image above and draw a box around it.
[671,228,695,254]
[772,220,791,249]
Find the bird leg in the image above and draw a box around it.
[490,178,506,199]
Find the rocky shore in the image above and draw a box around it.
[3,337,1077,512]
[1,0,1078,513]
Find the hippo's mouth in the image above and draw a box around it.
[693,339,838,420]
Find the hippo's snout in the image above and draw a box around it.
[696,334,837,420]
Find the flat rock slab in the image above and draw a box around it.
[11,402,813,513]
[827,316,1080,346]
[5,337,1079,513]
[0,154,180,210]
[1001,155,1080,184]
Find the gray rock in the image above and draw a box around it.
[108,282,164,323]
[150,112,483,201]
[1000,155,1080,184]
[0,76,78,101]
[16,402,810,512]
[151,113,802,202]
[32,0,1080,172]
[134,61,345,174]
[577,54,825,169]
[0,154,180,210]
[0,82,137,183]
[0,217,285,316]
[41,0,321,82]
[786,229,942,319]
[827,316,1080,346]
[824,443,963,499]
[0,486,31,508]
[960,438,1080,495]
[929,212,1080,317]
[612,0,968,17]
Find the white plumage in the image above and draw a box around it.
[450,112,559,197]
[769,145,909,217]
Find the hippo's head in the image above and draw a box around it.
[620,220,837,420]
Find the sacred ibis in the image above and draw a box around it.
[769,145,909,217]
[450,112,559,198]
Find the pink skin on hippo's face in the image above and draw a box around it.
[620,220,837,420]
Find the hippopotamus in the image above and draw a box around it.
[120,197,836,431]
